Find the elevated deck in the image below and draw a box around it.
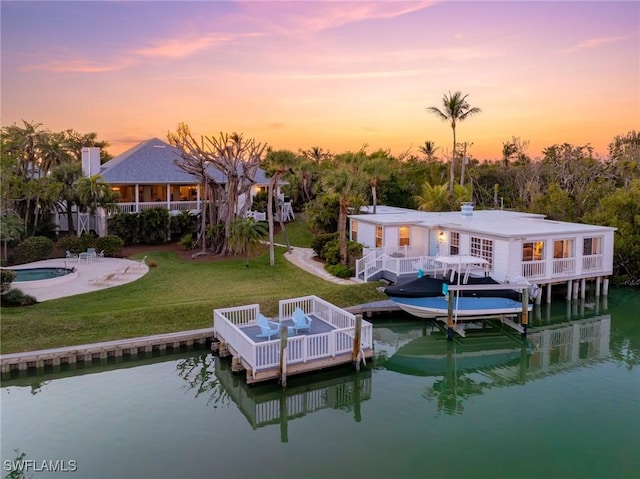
[213,295,374,384]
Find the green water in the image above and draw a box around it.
[1,289,639,479]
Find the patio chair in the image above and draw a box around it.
[96,250,105,260]
[66,250,78,261]
[256,313,280,340]
[292,307,312,334]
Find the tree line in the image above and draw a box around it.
[1,119,638,284]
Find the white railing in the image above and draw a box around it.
[552,258,576,276]
[582,254,603,272]
[214,296,373,378]
[357,250,442,282]
[522,260,546,279]
[114,201,200,214]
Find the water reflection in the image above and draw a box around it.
[378,309,612,415]
[209,355,371,442]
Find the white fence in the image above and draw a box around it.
[213,295,373,380]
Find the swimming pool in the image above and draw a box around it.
[10,267,76,284]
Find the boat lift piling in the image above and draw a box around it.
[445,283,533,340]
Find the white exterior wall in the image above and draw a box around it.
[384,226,397,247]
[353,221,377,249]
[491,238,511,282]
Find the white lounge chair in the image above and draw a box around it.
[89,273,118,286]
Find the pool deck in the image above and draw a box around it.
[7,257,149,302]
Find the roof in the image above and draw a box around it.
[349,208,616,238]
[100,137,272,185]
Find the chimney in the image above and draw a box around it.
[461,202,474,217]
[81,147,101,177]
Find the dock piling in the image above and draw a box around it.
[279,326,288,388]
[352,315,362,371]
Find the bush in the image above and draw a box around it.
[108,213,141,245]
[311,233,338,259]
[12,236,53,264]
[325,263,354,278]
[95,235,124,257]
[140,208,170,245]
[0,288,37,307]
[180,234,195,250]
[169,211,198,241]
[56,235,84,254]
[1,269,16,294]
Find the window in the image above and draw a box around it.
[351,221,358,242]
[375,226,383,248]
[471,236,493,267]
[399,226,410,247]
[450,232,460,255]
[583,237,601,256]
[523,241,544,261]
[554,239,573,259]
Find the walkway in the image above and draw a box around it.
[281,246,360,285]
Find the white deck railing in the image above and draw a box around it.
[214,295,373,380]
[115,201,200,214]
[522,260,546,279]
[582,254,603,272]
[552,257,576,277]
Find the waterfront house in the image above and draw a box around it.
[55,139,292,234]
[350,204,616,303]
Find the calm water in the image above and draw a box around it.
[2,289,639,479]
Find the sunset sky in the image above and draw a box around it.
[2,1,638,161]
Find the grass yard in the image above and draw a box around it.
[0,246,383,354]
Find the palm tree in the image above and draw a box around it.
[427,91,481,195]
[322,153,367,265]
[501,140,517,169]
[363,150,392,214]
[418,140,439,161]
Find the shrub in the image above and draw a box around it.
[56,235,84,254]
[108,213,141,245]
[12,236,53,264]
[180,234,195,250]
[0,288,37,307]
[140,208,170,245]
[170,211,198,241]
[311,232,338,259]
[325,263,354,278]
[1,269,16,294]
[95,235,124,257]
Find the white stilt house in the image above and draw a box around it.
[351,204,616,303]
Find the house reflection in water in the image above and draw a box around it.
[213,356,372,442]
[380,313,611,415]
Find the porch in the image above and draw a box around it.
[356,247,611,298]
[213,295,374,384]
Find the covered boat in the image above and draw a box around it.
[384,255,537,319]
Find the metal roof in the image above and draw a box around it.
[100,137,272,185]
[349,208,616,238]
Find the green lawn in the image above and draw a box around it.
[274,212,315,247]
[0,246,383,354]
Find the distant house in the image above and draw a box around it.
[56,138,291,234]
[350,203,616,303]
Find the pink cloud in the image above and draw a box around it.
[563,35,630,53]
[24,58,133,73]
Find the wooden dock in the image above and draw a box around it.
[0,328,215,374]
[213,295,374,385]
